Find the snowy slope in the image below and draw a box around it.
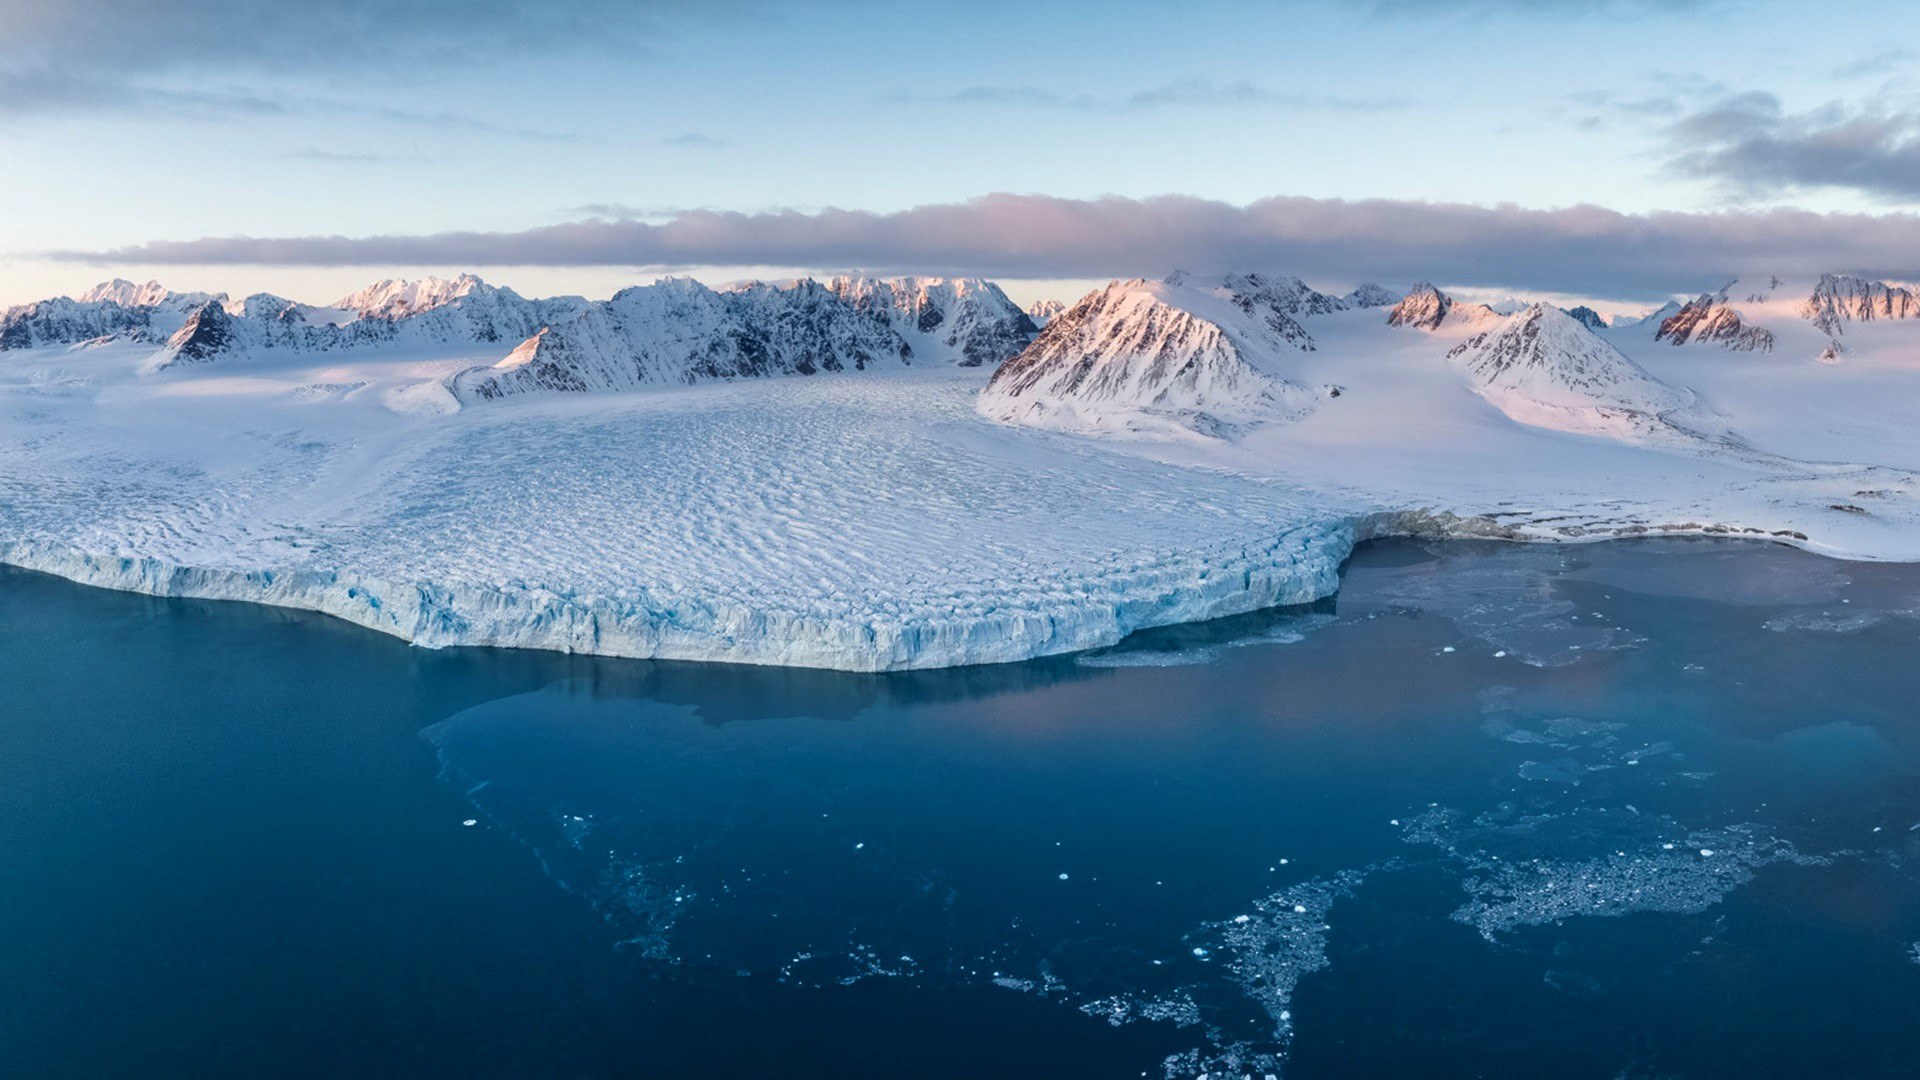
[1447,304,1702,444]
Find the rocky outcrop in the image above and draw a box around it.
[1656,290,1775,353]
[1800,274,1920,335]
[1563,305,1607,331]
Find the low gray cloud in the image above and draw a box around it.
[1665,92,1920,201]
[910,78,1405,114]
[51,192,1920,298]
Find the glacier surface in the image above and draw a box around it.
[8,272,1920,670]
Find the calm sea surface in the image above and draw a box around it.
[5,539,1920,1077]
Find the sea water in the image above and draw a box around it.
[4,538,1920,1077]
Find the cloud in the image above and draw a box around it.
[1831,48,1916,81]
[660,132,729,148]
[0,0,740,124]
[1664,92,1920,201]
[909,78,1405,114]
[51,192,1920,298]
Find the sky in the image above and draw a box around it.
[4,0,1920,311]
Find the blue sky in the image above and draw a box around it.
[4,0,1919,308]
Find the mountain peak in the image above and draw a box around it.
[1386,282,1454,330]
[333,274,494,319]
[77,278,205,310]
[1343,283,1400,309]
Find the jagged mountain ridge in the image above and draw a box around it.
[825,276,1037,368]
[451,275,1034,402]
[1026,299,1067,326]
[1656,285,1776,353]
[1801,274,1920,335]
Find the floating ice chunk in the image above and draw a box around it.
[1058,873,1070,881]
[1192,947,1211,959]
[461,819,477,827]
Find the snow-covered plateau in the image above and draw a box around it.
[5,271,1920,670]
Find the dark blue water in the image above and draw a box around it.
[5,539,1920,1078]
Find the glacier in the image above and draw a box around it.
[8,271,1920,670]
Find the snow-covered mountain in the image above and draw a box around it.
[79,278,214,311]
[1448,304,1697,442]
[1655,286,1776,352]
[1800,274,1920,335]
[0,296,153,350]
[1386,282,1498,331]
[1026,299,1067,326]
[977,276,1330,438]
[1342,283,1401,309]
[1613,302,1680,329]
[1177,270,1348,321]
[453,277,920,402]
[826,276,1037,368]
[1563,305,1608,331]
[19,266,1920,675]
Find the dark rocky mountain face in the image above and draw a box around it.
[1656,291,1775,353]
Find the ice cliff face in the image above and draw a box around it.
[1656,287,1775,352]
[826,275,1038,367]
[977,276,1323,438]
[1447,304,1694,440]
[1800,274,1920,335]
